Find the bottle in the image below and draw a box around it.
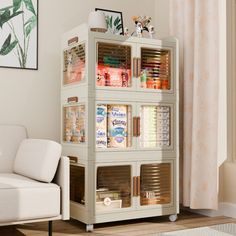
[104,70,111,86]
[162,79,169,90]
[140,69,147,88]
[121,70,129,87]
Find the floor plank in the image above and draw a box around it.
[0,211,235,236]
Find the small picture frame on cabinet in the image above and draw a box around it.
[95,8,124,35]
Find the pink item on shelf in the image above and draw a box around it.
[96,70,106,86]
[96,65,131,87]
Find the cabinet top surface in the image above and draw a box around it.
[62,23,178,47]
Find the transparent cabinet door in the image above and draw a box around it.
[139,47,171,91]
[140,163,171,206]
[140,105,171,148]
[63,43,86,85]
[96,42,132,88]
[96,165,132,212]
[96,104,132,149]
[63,104,85,144]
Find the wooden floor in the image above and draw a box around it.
[1,211,236,236]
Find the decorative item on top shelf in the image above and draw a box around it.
[148,25,155,39]
[88,11,107,33]
[95,8,124,35]
[131,15,155,38]
[0,0,38,70]
[124,27,130,36]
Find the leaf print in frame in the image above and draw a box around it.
[0,0,38,69]
[95,8,124,35]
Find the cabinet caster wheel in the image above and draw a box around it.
[169,214,178,222]
[86,224,94,232]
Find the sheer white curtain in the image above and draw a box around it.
[170,0,222,209]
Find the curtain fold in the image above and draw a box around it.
[170,0,219,209]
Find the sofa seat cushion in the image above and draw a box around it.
[0,173,60,223]
[14,139,62,183]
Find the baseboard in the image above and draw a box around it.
[183,206,223,217]
[220,202,236,218]
[183,202,236,218]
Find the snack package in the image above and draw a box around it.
[96,65,131,87]
[107,105,127,148]
[96,105,107,148]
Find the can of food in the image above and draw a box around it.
[162,79,169,90]
[156,78,162,89]
[146,79,154,89]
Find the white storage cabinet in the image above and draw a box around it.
[61,24,179,232]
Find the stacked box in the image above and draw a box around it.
[96,105,107,148]
[141,106,157,148]
[156,106,170,147]
[107,105,128,148]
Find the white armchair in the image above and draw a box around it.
[0,125,69,236]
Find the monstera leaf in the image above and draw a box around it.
[0,34,18,55]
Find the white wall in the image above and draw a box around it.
[0,0,156,141]
[154,0,170,38]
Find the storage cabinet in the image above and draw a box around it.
[61,24,179,231]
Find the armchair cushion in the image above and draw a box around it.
[13,139,61,183]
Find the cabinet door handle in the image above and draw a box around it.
[137,117,141,137]
[133,58,137,77]
[133,117,137,137]
[67,96,78,103]
[133,176,137,196]
[137,58,141,77]
[68,155,78,163]
[137,176,140,196]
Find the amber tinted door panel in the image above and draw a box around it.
[140,163,171,205]
[140,48,170,90]
[96,42,132,88]
[70,165,85,205]
[96,165,132,212]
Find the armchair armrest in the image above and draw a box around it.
[54,156,70,220]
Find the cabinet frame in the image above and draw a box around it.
[61,24,179,227]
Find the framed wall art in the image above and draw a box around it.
[0,0,38,70]
[95,8,124,35]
